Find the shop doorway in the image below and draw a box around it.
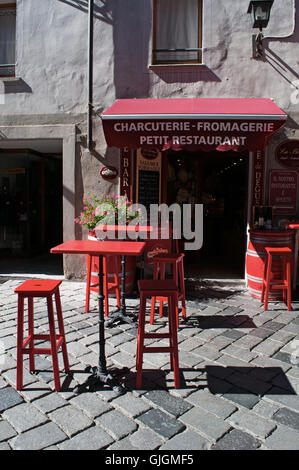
[166,150,249,279]
[0,149,63,276]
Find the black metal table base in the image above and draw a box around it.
[106,254,138,327]
[73,366,129,394]
[73,253,134,394]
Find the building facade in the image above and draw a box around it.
[0,0,298,280]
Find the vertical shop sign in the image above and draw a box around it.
[252,149,265,207]
[120,148,133,200]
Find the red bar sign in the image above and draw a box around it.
[120,148,133,200]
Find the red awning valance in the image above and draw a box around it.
[101,98,287,152]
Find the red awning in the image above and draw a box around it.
[101,98,287,152]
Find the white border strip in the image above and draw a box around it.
[102,113,287,121]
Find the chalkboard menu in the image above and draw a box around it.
[136,149,162,212]
[137,170,160,212]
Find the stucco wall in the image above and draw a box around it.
[0,0,298,277]
[0,0,298,118]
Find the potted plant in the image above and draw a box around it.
[74,194,142,293]
[74,193,141,233]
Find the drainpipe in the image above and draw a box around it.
[87,0,94,149]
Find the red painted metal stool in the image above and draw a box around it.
[15,280,69,392]
[85,255,120,315]
[136,279,180,389]
[261,247,292,311]
[149,253,186,327]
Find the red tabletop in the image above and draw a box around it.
[50,240,146,257]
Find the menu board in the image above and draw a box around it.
[136,149,162,212]
[269,170,298,215]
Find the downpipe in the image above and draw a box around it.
[87,0,94,149]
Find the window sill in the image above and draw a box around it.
[0,76,21,83]
[149,63,206,71]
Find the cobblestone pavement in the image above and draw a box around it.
[0,277,299,451]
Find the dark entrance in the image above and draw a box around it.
[0,150,63,275]
[166,150,249,279]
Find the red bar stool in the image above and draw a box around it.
[136,279,180,389]
[149,253,186,327]
[85,255,120,315]
[15,280,70,392]
[261,247,292,311]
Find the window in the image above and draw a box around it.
[152,0,203,65]
[0,3,16,77]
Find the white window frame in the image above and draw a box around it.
[152,0,203,65]
[0,2,16,77]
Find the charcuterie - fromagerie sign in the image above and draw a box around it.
[102,118,282,151]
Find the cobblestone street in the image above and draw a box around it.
[0,277,299,451]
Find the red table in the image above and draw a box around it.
[51,239,146,393]
[94,224,154,279]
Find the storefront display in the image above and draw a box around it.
[101,97,299,287]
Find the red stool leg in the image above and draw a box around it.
[150,263,159,324]
[47,295,61,392]
[172,260,180,327]
[113,256,121,310]
[282,257,287,304]
[168,295,174,372]
[261,253,267,303]
[179,257,186,322]
[136,293,147,389]
[28,296,35,373]
[103,257,109,317]
[85,254,92,313]
[286,258,292,311]
[159,263,165,318]
[16,294,24,390]
[264,253,272,311]
[169,293,180,389]
[54,288,70,372]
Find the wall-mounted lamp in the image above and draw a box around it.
[247,0,274,58]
